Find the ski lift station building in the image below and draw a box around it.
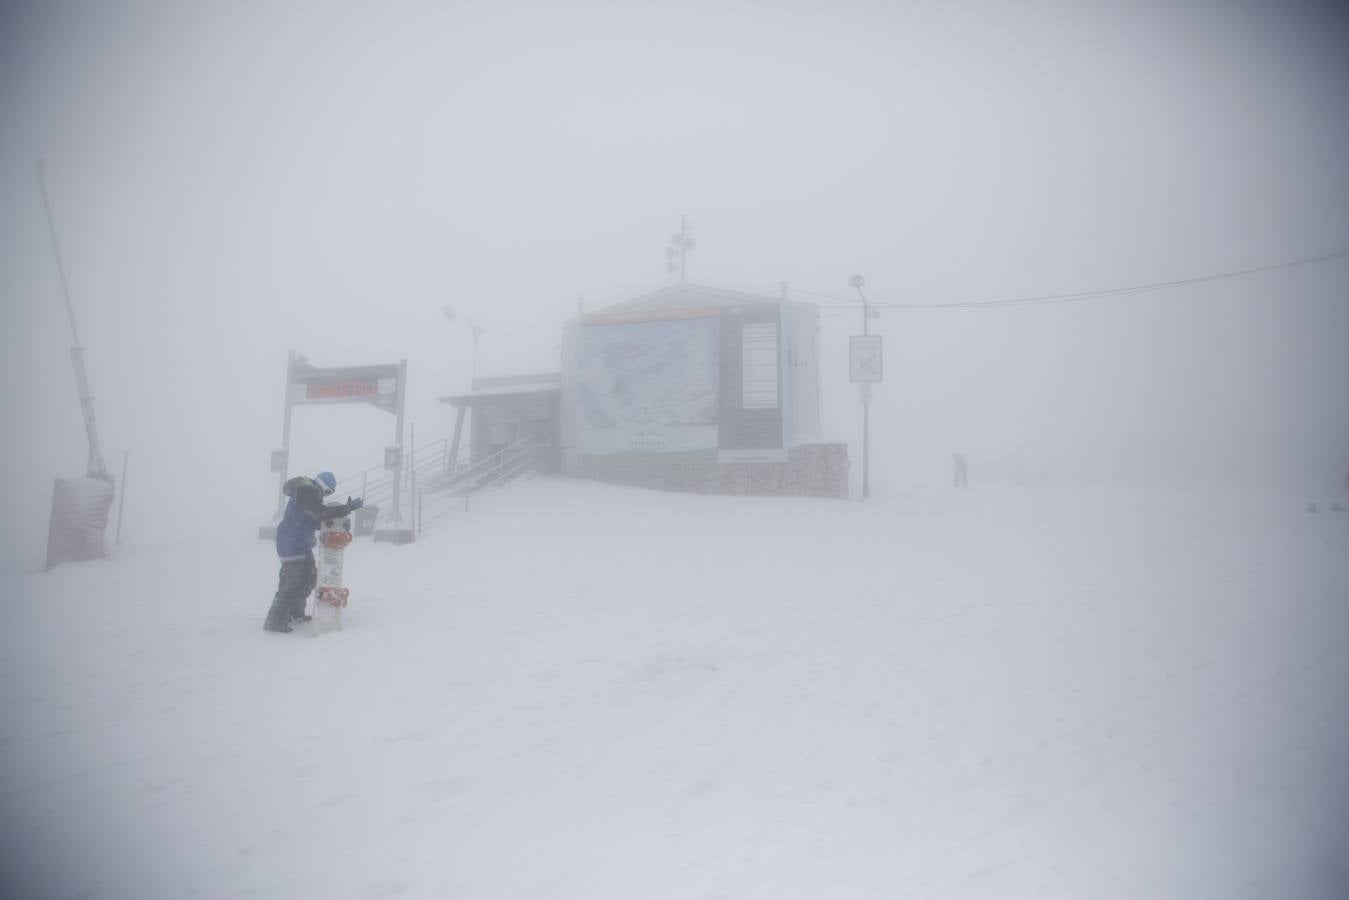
[441,284,849,498]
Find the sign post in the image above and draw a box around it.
[850,334,883,500]
[260,351,409,542]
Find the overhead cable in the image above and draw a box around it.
[794,247,1349,310]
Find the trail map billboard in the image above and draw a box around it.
[576,316,721,462]
[575,305,785,464]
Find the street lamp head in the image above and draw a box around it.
[848,275,866,289]
[444,307,484,333]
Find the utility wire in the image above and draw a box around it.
[794,247,1349,310]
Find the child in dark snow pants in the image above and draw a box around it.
[269,552,318,628]
[264,470,362,633]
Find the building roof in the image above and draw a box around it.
[580,283,815,324]
[438,373,560,406]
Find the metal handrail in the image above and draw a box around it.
[309,432,535,537]
[272,437,459,543]
[473,452,534,498]
[417,444,474,492]
[330,437,450,497]
[416,436,535,531]
[444,442,473,474]
[419,436,530,499]
[344,440,452,495]
[417,456,531,529]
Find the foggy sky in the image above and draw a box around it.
[2,0,1347,570]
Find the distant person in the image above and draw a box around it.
[952,452,969,488]
[264,471,363,634]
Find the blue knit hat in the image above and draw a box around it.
[314,471,337,495]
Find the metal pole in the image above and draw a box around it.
[38,161,109,483]
[36,162,82,347]
[851,276,872,501]
[449,405,466,474]
[863,396,870,500]
[390,359,407,525]
[780,282,790,457]
[863,288,869,499]
[680,214,686,283]
[115,450,129,545]
[680,214,693,284]
[275,350,295,520]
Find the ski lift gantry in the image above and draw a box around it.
[259,350,413,544]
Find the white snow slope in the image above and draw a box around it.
[3,479,1347,899]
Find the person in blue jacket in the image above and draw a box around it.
[264,471,363,633]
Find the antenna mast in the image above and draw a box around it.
[666,214,696,283]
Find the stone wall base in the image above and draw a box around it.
[572,443,849,499]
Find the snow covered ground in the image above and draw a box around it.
[3,478,1347,899]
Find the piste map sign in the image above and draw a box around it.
[574,304,787,464]
[287,357,401,412]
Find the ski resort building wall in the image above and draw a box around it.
[559,285,847,498]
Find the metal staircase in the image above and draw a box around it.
[415,435,536,533]
[317,435,537,540]
[324,438,455,525]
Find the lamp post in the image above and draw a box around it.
[849,274,876,500]
[849,274,870,337]
[441,307,485,383]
